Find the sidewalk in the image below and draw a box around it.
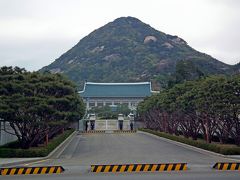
[0,158,41,167]
[225,155,240,160]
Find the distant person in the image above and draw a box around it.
[119,121,123,130]
[91,122,94,130]
[130,122,133,131]
[85,121,88,131]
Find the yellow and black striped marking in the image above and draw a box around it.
[91,163,187,173]
[113,130,137,133]
[213,162,240,170]
[82,130,106,134]
[0,166,64,176]
[81,130,136,134]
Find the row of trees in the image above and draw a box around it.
[88,104,131,119]
[0,66,85,149]
[137,75,240,145]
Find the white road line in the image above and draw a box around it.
[24,159,50,166]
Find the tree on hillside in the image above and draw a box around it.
[168,60,204,88]
[0,66,85,149]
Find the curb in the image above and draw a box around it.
[47,131,77,158]
[91,163,187,173]
[138,130,240,161]
[0,166,64,175]
[0,130,77,167]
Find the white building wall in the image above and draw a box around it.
[84,97,143,110]
[0,121,18,146]
[94,120,131,130]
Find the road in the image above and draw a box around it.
[1,131,240,179]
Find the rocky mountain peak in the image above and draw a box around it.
[40,17,233,89]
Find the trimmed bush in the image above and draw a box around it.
[0,129,74,158]
[140,128,240,155]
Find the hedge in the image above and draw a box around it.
[0,129,74,158]
[139,128,240,155]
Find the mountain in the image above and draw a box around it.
[232,62,240,74]
[40,16,234,89]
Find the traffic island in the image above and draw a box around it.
[91,163,187,173]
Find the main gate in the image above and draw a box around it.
[79,119,133,131]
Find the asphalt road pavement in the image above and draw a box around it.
[1,170,240,180]
[29,132,237,167]
[1,131,240,179]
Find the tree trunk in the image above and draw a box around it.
[192,135,197,140]
[235,136,240,146]
[205,125,211,143]
[45,133,49,146]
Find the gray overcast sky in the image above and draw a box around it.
[0,0,240,71]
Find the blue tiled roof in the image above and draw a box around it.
[79,82,152,98]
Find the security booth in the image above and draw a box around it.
[79,114,96,131]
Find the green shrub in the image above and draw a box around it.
[0,129,74,158]
[139,128,240,155]
[1,141,20,148]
